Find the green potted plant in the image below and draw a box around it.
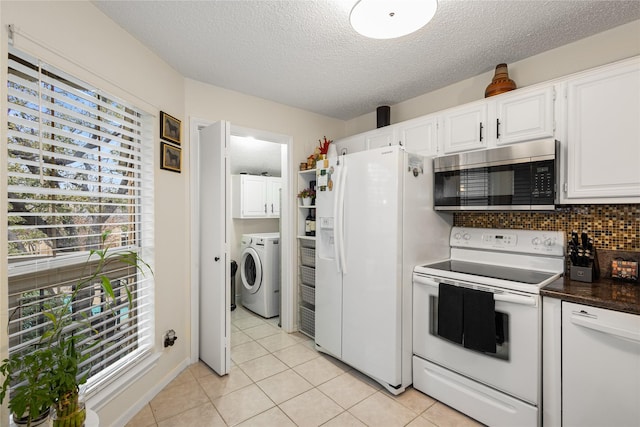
[0,348,54,426]
[1,231,151,427]
[297,188,316,206]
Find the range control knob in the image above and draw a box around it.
[532,237,541,246]
[453,233,462,240]
[463,233,471,241]
[544,238,554,247]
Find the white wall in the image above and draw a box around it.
[346,19,640,135]
[185,79,346,166]
[0,2,346,425]
[0,1,188,426]
[0,1,638,425]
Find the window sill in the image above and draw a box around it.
[86,351,161,411]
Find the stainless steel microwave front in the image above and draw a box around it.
[433,139,558,211]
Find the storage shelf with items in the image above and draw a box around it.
[298,239,316,338]
[296,137,333,338]
[297,169,317,239]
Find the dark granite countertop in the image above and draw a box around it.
[541,276,640,315]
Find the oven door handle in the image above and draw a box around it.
[413,274,538,306]
[493,293,537,307]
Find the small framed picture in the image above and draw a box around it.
[160,111,181,145]
[161,142,182,173]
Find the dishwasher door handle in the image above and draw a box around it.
[571,314,640,343]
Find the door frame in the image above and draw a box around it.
[189,117,295,364]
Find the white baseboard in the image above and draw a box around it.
[95,355,191,427]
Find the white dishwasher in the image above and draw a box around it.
[562,301,640,427]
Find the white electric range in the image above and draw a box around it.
[413,227,565,427]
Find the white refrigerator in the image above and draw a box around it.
[315,145,452,395]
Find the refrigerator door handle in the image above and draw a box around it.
[333,166,342,273]
[336,163,348,274]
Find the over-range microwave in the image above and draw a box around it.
[433,139,558,211]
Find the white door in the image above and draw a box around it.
[266,177,282,217]
[562,302,640,427]
[397,114,439,156]
[565,59,640,201]
[198,121,231,375]
[341,147,402,387]
[495,86,555,145]
[442,102,488,153]
[366,126,396,150]
[242,175,268,217]
[315,156,344,358]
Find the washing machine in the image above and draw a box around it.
[240,232,280,318]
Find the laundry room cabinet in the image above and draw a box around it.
[232,174,281,218]
[297,168,316,337]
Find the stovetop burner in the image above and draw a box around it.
[419,260,557,285]
[413,227,566,293]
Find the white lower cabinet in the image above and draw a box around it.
[561,302,640,427]
[563,57,640,203]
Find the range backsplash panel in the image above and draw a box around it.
[453,204,640,251]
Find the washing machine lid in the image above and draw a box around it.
[241,247,262,294]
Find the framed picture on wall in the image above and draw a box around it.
[160,111,181,145]
[161,141,182,173]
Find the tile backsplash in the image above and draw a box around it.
[453,204,640,251]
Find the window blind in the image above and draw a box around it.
[6,47,155,393]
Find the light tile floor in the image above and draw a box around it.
[126,306,483,427]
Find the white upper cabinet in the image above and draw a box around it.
[441,102,488,154]
[266,177,282,216]
[441,86,555,154]
[232,174,282,218]
[366,126,396,150]
[333,133,367,156]
[396,114,439,157]
[494,86,555,145]
[563,57,640,202]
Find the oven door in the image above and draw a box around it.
[413,273,540,404]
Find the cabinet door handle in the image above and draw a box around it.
[264,203,267,213]
[496,118,501,139]
[479,122,484,142]
[271,203,274,213]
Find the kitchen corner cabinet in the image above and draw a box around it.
[396,114,439,157]
[563,57,640,203]
[231,174,281,218]
[365,126,396,150]
[297,169,316,338]
[441,85,555,154]
[335,114,440,157]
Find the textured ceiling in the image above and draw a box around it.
[93,0,640,120]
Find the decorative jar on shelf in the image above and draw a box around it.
[485,63,517,97]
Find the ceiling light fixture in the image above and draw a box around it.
[350,0,438,39]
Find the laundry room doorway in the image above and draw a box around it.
[190,118,293,375]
